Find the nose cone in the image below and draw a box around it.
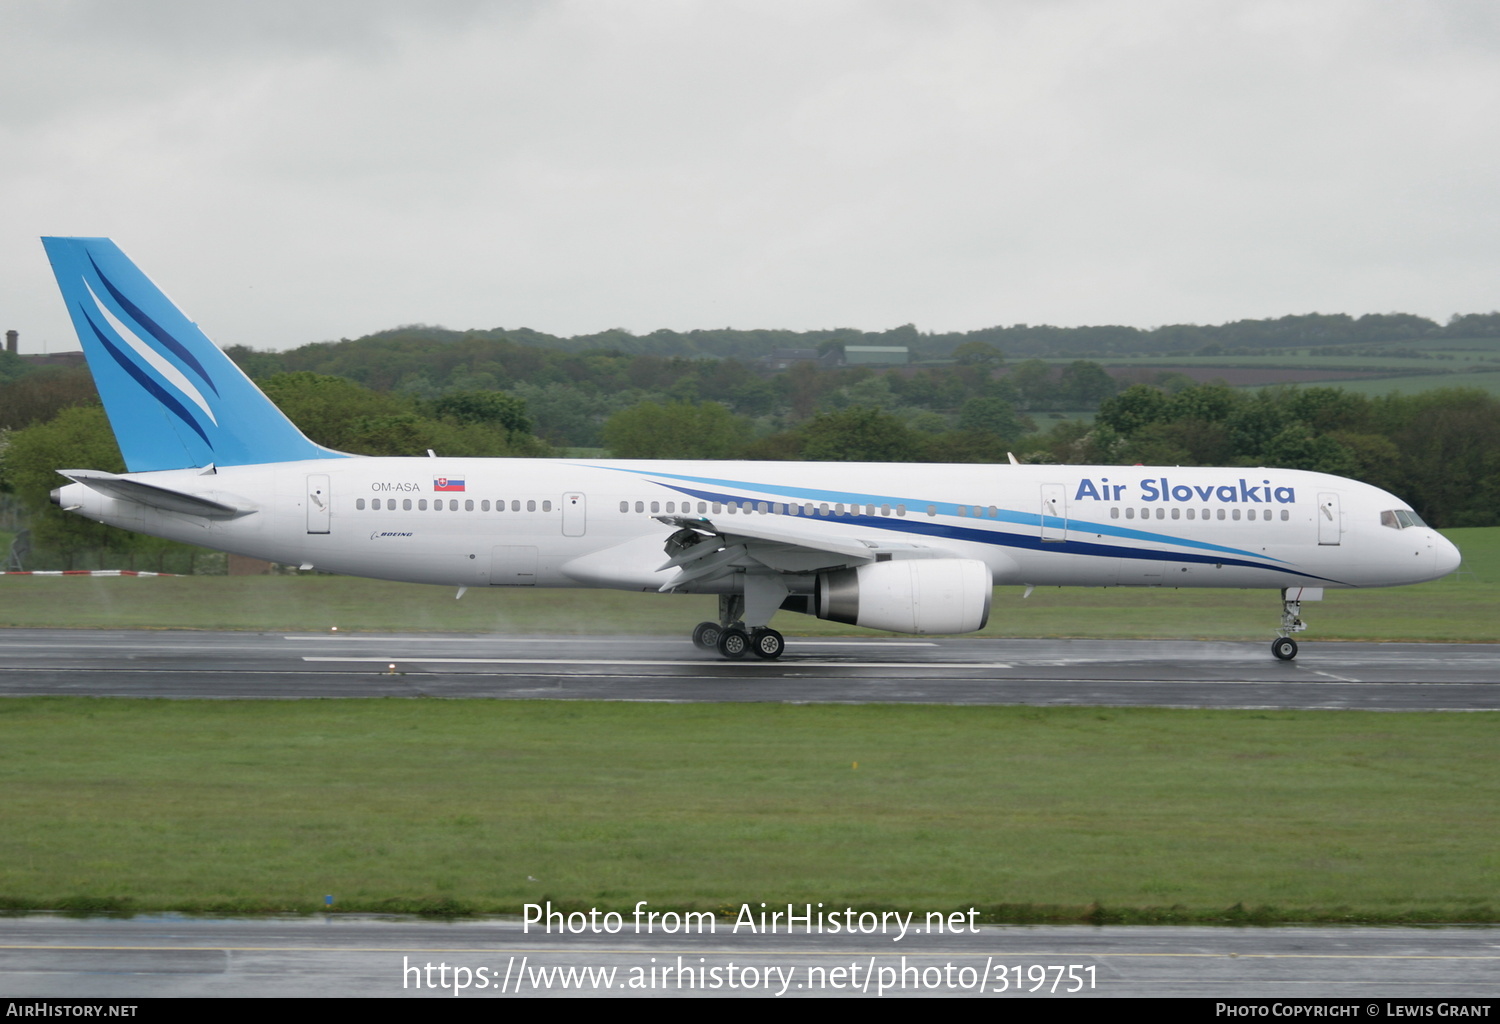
[1434,533,1462,577]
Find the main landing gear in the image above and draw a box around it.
[692,621,785,660]
[691,594,786,660]
[1272,589,1308,661]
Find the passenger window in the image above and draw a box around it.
[1156,508,1164,520]
[1110,507,1119,519]
[1186,508,1195,520]
[404,498,413,511]
[1217,509,1225,520]
[698,502,707,514]
[1281,509,1289,521]
[1125,508,1134,520]
[482,500,491,511]
[926,505,937,517]
[543,501,551,512]
[1171,508,1180,520]
[650,501,660,513]
[1232,509,1241,521]
[988,506,997,518]
[635,501,644,513]
[896,504,906,517]
[620,501,628,513]
[527,500,536,512]
[465,500,473,511]
[356,498,366,510]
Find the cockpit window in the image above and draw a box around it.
[1381,509,1427,530]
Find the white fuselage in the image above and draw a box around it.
[56,458,1461,595]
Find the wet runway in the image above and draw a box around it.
[1,629,1498,709]
[2,631,1496,999]
[1,915,1496,999]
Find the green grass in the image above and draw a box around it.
[0,699,1493,922]
[1301,370,1500,398]
[1099,353,1453,371]
[1,529,1491,642]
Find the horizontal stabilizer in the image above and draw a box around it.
[57,469,252,518]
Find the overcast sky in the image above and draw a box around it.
[3,0,1498,354]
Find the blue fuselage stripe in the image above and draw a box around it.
[592,464,1289,564]
[655,481,1341,585]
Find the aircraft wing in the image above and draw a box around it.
[652,513,961,591]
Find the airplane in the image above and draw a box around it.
[41,237,1463,661]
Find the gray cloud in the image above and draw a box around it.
[3,0,1498,353]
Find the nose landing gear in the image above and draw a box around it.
[1272,588,1314,660]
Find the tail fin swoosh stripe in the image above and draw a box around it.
[88,253,219,395]
[81,305,213,449]
[83,279,218,426]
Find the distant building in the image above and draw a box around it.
[756,348,840,372]
[842,345,909,366]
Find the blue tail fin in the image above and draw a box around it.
[42,237,345,471]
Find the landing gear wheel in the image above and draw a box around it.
[1272,637,1298,661]
[717,628,749,660]
[692,621,722,650]
[749,628,784,660]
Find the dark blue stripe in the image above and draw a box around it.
[89,255,219,396]
[659,482,1345,585]
[81,306,213,450]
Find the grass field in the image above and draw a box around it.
[0,699,1493,923]
[0,531,1492,922]
[1305,370,1500,399]
[1,528,1492,642]
[1077,348,1500,396]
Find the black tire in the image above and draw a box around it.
[717,628,749,660]
[750,628,784,660]
[1272,637,1298,661]
[692,621,722,650]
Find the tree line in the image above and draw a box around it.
[222,307,1500,364]
[1,342,1495,570]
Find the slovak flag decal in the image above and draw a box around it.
[434,477,466,492]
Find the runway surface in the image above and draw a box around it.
[3,633,1496,1000]
[2,915,1496,999]
[1,628,1498,709]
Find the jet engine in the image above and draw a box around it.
[816,558,992,634]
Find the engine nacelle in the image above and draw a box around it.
[816,558,992,634]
